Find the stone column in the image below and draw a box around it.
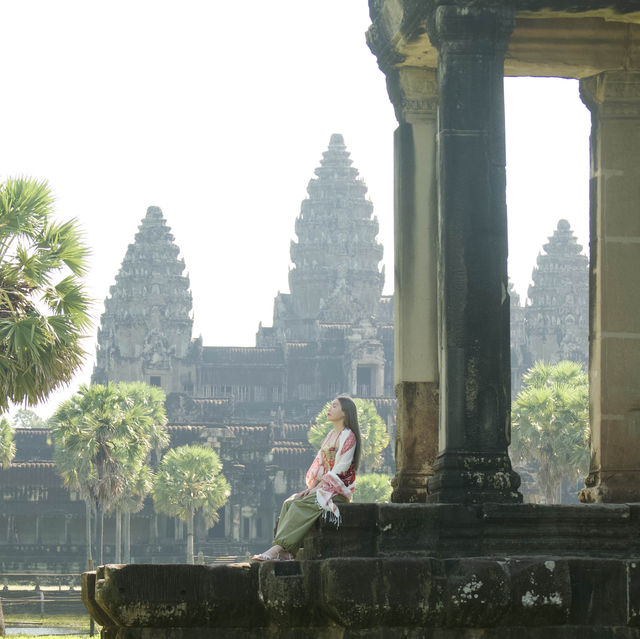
[386,67,440,503]
[578,71,640,503]
[425,3,521,504]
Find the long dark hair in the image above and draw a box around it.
[337,396,361,471]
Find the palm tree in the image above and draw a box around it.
[0,417,16,468]
[153,445,230,564]
[0,177,91,412]
[113,382,168,562]
[352,473,393,503]
[309,398,390,472]
[510,361,590,503]
[51,382,168,565]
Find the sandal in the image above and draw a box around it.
[251,551,280,561]
[278,551,294,561]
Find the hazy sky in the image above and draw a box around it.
[0,1,591,416]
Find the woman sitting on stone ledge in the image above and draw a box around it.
[252,396,361,561]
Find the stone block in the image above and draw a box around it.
[258,560,325,628]
[302,503,377,559]
[93,563,267,629]
[504,558,571,626]
[319,557,446,629]
[481,503,636,557]
[376,503,481,557]
[442,558,510,628]
[567,558,627,626]
[628,559,640,627]
[81,571,115,629]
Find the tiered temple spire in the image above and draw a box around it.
[287,133,384,323]
[92,206,193,390]
[526,220,588,366]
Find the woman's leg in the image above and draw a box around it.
[273,493,322,555]
[252,494,302,560]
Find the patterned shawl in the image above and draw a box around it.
[305,427,357,525]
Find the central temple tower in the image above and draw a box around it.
[280,133,384,328]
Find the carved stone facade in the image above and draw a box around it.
[92,206,195,394]
[511,220,589,396]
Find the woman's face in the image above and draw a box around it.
[327,398,345,423]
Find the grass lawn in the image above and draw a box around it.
[7,635,91,638]
[3,613,92,628]
[3,612,98,637]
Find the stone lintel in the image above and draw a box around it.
[368,2,640,79]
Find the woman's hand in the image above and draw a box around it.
[296,485,318,498]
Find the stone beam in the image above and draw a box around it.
[367,2,640,79]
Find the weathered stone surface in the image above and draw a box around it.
[81,571,116,629]
[392,381,439,503]
[301,503,377,560]
[258,560,326,628]
[306,503,640,559]
[567,559,627,626]
[504,558,571,627]
[84,553,640,636]
[93,563,267,629]
[319,557,446,628]
[578,70,640,504]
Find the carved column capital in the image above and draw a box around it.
[580,71,640,119]
[426,3,516,56]
[386,67,438,125]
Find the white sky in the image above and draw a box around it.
[0,1,591,417]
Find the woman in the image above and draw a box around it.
[252,395,361,561]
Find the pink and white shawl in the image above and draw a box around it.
[306,428,357,526]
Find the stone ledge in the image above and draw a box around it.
[302,502,640,559]
[99,628,640,639]
[84,556,640,636]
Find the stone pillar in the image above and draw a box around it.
[578,71,640,503]
[425,3,521,504]
[386,67,440,503]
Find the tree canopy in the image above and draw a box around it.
[510,360,590,504]
[0,177,92,412]
[51,382,169,563]
[11,408,46,429]
[352,473,393,503]
[309,398,389,472]
[153,445,230,563]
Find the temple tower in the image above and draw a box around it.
[257,133,390,399]
[287,133,384,324]
[526,220,588,367]
[92,206,194,393]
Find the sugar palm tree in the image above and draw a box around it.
[511,361,590,503]
[112,382,168,562]
[52,382,168,565]
[0,177,91,412]
[153,445,230,564]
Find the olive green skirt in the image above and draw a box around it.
[273,492,347,554]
